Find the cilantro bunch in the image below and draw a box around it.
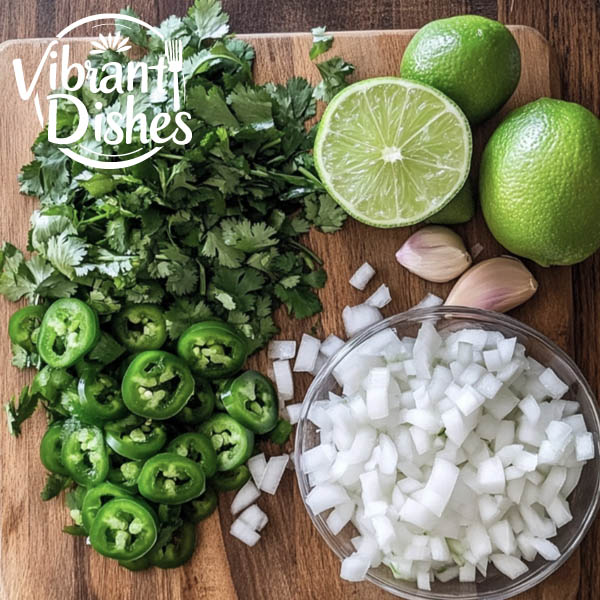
[0,1,354,355]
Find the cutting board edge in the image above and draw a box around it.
[0,24,551,54]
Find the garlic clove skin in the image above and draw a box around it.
[396,226,472,283]
[445,256,538,313]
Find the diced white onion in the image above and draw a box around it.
[230,518,261,546]
[247,453,267,487]
[268,340,297,360]
[413,293,443,310]
[286,403,303,425]
[260,455,289,495]
[366,284,392,309]
[349,262,376,290]
[273,360,294,401]
[239,504,268,532]
[321,334,345,358]
[231,480,261,515]
[294,334,321,372]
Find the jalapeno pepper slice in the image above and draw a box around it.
[138,453,206,505]
[214,377,234,411]
[37,298,100,368]
[122,351,194,420]
[211,464,251,491]
[149,521,196,569]
[199,414,254,472]
[177,321,248,379]
[113,304,167,352]
[167,432,218,478]
[39,421,69,475]
[105,414,167,460]
[182,486,218,523]
[8,305,46,353]
[119,554,153,571]
[108,453,145,490]
[221,370,278,434]
[175,377,215,425]
[61,421,109,487]
[77,371,128,423]
[81,482,133,532]
[89,497,158,561]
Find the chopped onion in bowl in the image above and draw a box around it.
[301,322,595,590]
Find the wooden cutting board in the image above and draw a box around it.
[0,27,578,600]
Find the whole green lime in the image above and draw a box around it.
[480,98,600,266]
[401,15,521,124]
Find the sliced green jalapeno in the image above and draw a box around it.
[138,453,206,505]
[149,521,196,569]
[61,421,109,487]
[81,482,133,532]
[89,497,158,560]
[77,371,128,424]
[113,304,167,352]
[39,421,69,475]
[104,414,167,460]
[175,377,215,425]
[167,432,218,478]
[210,464,251,491]
[221,370,278,434]
[107,452,145,491]
[8,305,46,353]
[122,351,194,420]
[200,413,254,472]
[182,486,218,522]
[37,298,100,367]
[177,321,248,379]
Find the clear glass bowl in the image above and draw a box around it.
[294,307,600,600]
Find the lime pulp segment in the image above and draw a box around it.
[314,77,472,227]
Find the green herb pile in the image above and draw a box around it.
[1,0,354,384]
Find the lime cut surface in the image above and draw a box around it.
[314,77,472,227]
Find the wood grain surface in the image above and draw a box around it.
[0,24,583,600]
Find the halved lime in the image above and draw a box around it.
[314,77,472,227]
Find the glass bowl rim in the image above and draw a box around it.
[294,305,600,600]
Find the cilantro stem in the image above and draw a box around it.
[79,214,108,226]
[298,167,324,188]
[157,153,184,160]
[288,240,323,266]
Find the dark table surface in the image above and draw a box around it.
[1,1,599,598]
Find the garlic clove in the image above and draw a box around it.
[445,256,538,313]
[396,226,472,283]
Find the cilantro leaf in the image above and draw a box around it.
[5,385,38,437]
[185,0,230,42]
[40,473,70,501]
[220,218,278,252]
[303,193,347,232]
[116,8,149,48]
[202,230,245,268]
[187,85,239,127]
[275,285,323,319]
[313,57,356,102]
[309,26,334,60]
